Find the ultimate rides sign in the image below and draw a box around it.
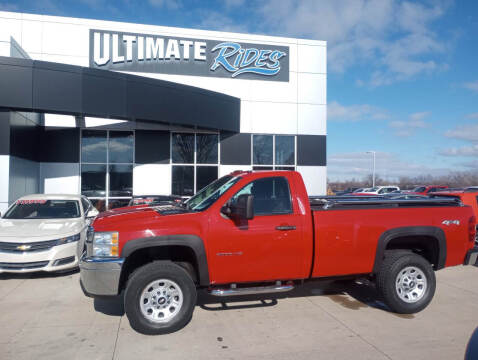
[89,29,289,82]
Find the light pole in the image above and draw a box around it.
[366,151,376,187]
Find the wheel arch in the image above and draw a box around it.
[373,226,447,273]
[120,235,210,289]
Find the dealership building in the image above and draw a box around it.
[0,11,327,213]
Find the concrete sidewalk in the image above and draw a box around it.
[0,266,477,360]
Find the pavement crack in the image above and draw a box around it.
[439,280,478,297]
[111,316,122,360]
[306,297,393,360]
[0,278,28,302]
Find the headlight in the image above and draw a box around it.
[92,232,119,257]
[57,233,81,245]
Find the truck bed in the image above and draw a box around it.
[308,195,469,278]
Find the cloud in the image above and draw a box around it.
[388,111,430,136]
[328,151,449,181]
[328,101,389,122]
[444,123,478,142]
[195,10,250,33]
[148,0,182,10]
[465,113,478,120]
[256,0,451,86]
[439,144,478,157]
[463,81,478,92]
[223,0,245,8]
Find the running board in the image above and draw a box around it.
[209,281,294,297]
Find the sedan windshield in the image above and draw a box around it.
[185,175,240,211]
[4,200,81,219]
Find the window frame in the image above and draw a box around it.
[229,176,294,217]
[251,134,297,171]
[80,129,135,210]
[170,131,220,195]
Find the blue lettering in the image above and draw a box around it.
[267,50,286,69]
[210,42,240,72]
[239,48,259,68]
[210,42,287,78]
[233,48,245,68]
[255,50,271,67]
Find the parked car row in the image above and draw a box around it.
[0,193,182,273]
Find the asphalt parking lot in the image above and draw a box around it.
[0,265,476,360]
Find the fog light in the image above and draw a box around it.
[52,256,76,266]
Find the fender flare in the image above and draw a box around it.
[372,226,447,273]
[121,235,210,286]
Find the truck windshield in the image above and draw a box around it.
[185,175,240,211]
[4,200,81,219]
[413,187,426,192]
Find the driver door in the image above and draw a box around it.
[208,176,307,284]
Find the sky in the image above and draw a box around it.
[1,0,477,182]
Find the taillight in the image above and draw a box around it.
[468,216,476,243]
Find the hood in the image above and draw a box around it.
[93,204,192,232]
[0,218,84,240]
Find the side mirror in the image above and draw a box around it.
[221,194,254,220]
[86,208,99,218]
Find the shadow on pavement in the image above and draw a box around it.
[0,268,79,280]
[91,278,414,319]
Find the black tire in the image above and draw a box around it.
[124,261,197,335]
[376,251,436,314]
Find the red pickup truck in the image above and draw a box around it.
[80,171,478,335]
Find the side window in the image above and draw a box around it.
[230,177,292,216]
[81,197,90,214]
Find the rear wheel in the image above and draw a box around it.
[376,251,436,314]
[124,261,197,335]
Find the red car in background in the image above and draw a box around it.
[407,185,448,195]
[431,189,478,244]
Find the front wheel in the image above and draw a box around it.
[376,251,436,314]
[124,261,197,335]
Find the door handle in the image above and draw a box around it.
[276,225,296,231]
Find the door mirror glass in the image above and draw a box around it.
[222,194,254,220]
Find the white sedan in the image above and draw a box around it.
[0,194,98,273]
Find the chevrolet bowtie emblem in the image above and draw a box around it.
[17,244,31,251]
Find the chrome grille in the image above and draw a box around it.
[0,239,58,253]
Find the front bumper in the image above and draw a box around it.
[464,247,478,266]
[79,255,124,297]
[0,242,79,273]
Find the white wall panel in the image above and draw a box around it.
[298,44,326,74]
[21,20,42,54]
[219,165,252,177]
[0,202,8,215]
[0,41,9,56]
[42,22,89,57]
[297,73,327,105]
[0,155,9,203]
[248,74,298,103]
[133,164,171,195]
[0,17,21,42]
[247,101,297,135]
[288,43,298,73]
[44,114,76,127]
[296,166,327,196]
[297,103,327,135]
[239,101,253,133]
[40,163,80,194]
